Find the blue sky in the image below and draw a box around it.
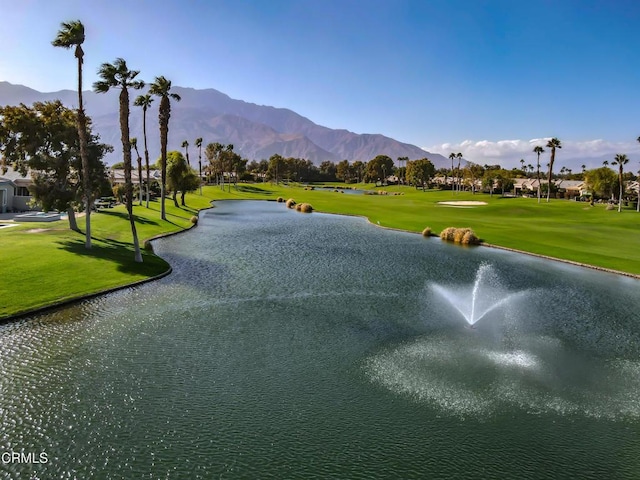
[1,0,639,167]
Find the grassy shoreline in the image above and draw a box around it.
[2,183,639,320]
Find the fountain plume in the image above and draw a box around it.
[432,263,526,326]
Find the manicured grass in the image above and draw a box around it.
[2,182,639,319]
[0,197,210,319]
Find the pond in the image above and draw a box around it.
[1,200,639,478]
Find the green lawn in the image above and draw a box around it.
[2,183,639,319]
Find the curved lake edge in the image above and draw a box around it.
[310,203,640,281]
[0,225,193,324]
[4,198,639,323]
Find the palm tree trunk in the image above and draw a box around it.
[136,150,143,206]
[198,147,202,195]
[536,154,541,204]
[76,54,92,249]
[67,206,79,231]
[143,106,150,208]
[547,149,555,202]
[619,171,623,212]
[159,99,168,221]
[120,88,142,263]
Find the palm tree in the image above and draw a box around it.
[636,136,640,212]
[195,137,203,195]
[612,154,629,212]
[545,138,562,202]
[520,158,525,174]
[131,137,143,205]
[182,140,190,169]
[52,20,92,246]
[134,94,153,208]
[149,76,181,221]
[93,58,145,262]
[448,152,456,194]
[533,145,544,203]
[456,152,463,193]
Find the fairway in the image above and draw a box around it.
[1,183,639,319]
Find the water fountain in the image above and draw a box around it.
[431,263,527,327]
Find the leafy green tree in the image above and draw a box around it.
[545,138,562,202]
[149,76,181,220]
[0,101,111,230]
[319,161,337,181]
[52,20,93,248]
[336,159,352,182]
[93,58,145,263]
[205,142,224,185]
[352,161,365,183]
[267,153,286,184]
[406,158,435,190]
[464,164,485,194]
[365,155,394,183]
[612,154,629,212]
[585,167,617,199]
[133,93,153,207]
[165,151,200,206]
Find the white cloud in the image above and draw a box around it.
[424,138,640,169]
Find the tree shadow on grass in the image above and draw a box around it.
[55,236,169,276]
[97,210,161,226]
[236,185,274,195]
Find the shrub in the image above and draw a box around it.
[461,230,480,245]
[439,227,457,242]
[286,198,296,208]
[453,228,471,244]
[422,227,432,237]
[299,203,313,213]
[143,240,154,251]
[190,216,198,225]
[276,197,284,203]
[440,227,480,245]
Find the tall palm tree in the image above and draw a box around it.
[533,145,544,203]
[545,138,562,202]
[182,140,190,169]
[134,94,153,208]
[149,76,181,221]
[448,152,456,194]
[612,154,629,212]
[93,58,145,263]
[195,137,203,195]
[52,20,92,246]
[637,137,640,212]
[131,137,143,205]
[456,152,463,193]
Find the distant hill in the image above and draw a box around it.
[0,81,450,168]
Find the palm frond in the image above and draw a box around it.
[52,20,85,48]
[92,80,112,93]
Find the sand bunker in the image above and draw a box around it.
[437,201,488,206]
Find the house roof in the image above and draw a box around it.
[110,169,161,182]
[0,165,32,186]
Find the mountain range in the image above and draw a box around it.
[0,81,451,168]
